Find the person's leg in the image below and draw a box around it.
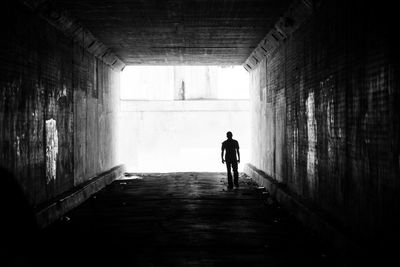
[232,161,239,187]
[226,162,233,188]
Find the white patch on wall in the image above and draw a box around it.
[46,119,58,183]
[306,92,317,196]
[15,136,20,157]
[292,128,298,181]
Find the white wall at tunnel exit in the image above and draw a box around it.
[118,100,250,172]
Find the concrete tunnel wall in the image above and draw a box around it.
[248,1,399,248]
[0,1,120,208]
[1,0,399,252]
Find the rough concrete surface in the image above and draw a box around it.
[40,173,338,267]
[35,165,125,228]
[51,0,292,65]
[248,0,400,254]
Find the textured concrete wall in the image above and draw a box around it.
[249,1,399,248]
[0,1,119,207]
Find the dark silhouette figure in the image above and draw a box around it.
[221,131,240,189]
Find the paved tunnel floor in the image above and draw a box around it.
[42,173,337,267]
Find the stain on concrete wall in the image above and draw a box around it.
[249,1,400,248]
[0,1,120,207]
[306,92,317,198]
[45,119,58,184]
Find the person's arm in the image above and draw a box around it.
[221,144,225,164]
[236,141,240,163]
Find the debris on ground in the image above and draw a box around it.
[120,173,143,180]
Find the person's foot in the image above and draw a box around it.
[227,185,233,189]
[234,183,239,188]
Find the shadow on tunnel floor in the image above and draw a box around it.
[2,172,393,267]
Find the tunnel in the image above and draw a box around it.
[0,0,399,266]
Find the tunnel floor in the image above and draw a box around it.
[42,173,337,266]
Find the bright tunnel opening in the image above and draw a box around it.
[118,66,250,172]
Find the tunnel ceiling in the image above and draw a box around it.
[53,0,291,65]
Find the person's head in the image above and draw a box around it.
[226,131,233,139]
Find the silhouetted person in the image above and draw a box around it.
[221,131,240,189]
